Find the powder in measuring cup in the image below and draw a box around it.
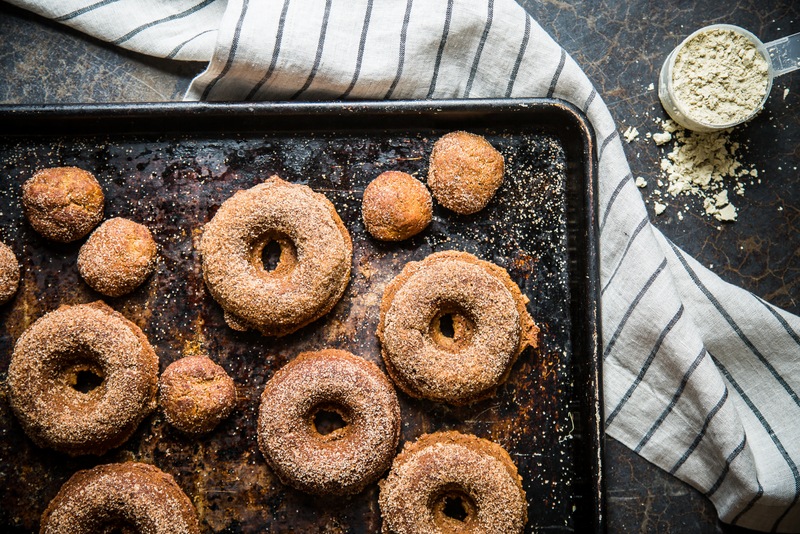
[672,28,770,126]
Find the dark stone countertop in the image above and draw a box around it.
[1,1,797,533]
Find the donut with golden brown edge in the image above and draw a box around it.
[362,171,433,241]
[379,431,527,534]
[22,167,105,242]
[427,131,504,215]
[378,250,538,405]
[40,462,200,534]
[257,349,401,496]
[7,301,158,456]
[78,217,158,297]
[159,355,237,435]
[0,240,20,305]
[200,176,352,337]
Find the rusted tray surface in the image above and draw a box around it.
[0,99,601,533]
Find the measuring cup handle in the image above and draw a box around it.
[765,31,800,77]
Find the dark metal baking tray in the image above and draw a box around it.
[0,99,602,533]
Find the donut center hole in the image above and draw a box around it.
[443,495,469,521]
[311,405,349,439]
[60,360,106,394]
[255,233,297,276]
[261,240,283,272]
[430,307,475,351]
[439,314,455,338]
[433,490,477,526]
[73,369,104,393]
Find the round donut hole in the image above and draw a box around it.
[258,235,297,275]
[434,490,476,525]
[73,369,104,393]
[311,405,349,439]
[65,362,105,394]
[429,308,475,351]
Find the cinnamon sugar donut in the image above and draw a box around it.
[362,171,433,241]
[78,217,158,297]
[200,176,352,337]
[7,301,158,456]
[21,167,104,242]
[159,355,237,435]
[0,240,20,305]
[257,349,401,496]
[40,462,200,534]
[427,131,504,214]
[379,431,527,534]
[378,251,538,405]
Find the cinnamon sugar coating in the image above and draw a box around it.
[378,251,538,405]
[21,167,104,242]
[200,176,352,337]
[159,355,237,435]
[379,431,527,534]
[78,217,158,297]
[257,349,401,496]
[362,171,433,241]
[0,240,20,305]
[7,301,158,456]
[40,462,200,534]
[427,131,504,214]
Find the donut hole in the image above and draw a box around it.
[73,368,104,393]
[254,233,297,276]
[58,358,106,395]
[438,314,455,338]
[443,495,469,521]
[261,240,283,272]
[310,404,350,440]
[432,489,477,526]
[429,307,475,352]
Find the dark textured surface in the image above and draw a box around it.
[0,102,601,532]
[0,0,798,532]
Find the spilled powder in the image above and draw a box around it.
[652,119,759,221]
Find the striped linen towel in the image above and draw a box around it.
[8,0,800,531]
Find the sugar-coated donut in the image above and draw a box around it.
[427,131,504,214]
[0,240,20,305]
[200,176,352,337]
[40,462,200,534]
[78,217,158,297]
[362,171,433,241]
[7,301,158,456]
[159,355,237,434]
[378,251,538,405]
[257,349,401,496]
[379,431,527,534]
[21,167,104,242]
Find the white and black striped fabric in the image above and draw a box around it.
[8,0,800,531]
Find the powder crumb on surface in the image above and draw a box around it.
[784,88,790,100]
[647,82,655,91]
[652,132,672,145]
[654,202,667,215]
[623,126,640,143]
[649,118,759,222]
[635,176,647,188]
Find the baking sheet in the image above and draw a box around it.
[0,99,602,533]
